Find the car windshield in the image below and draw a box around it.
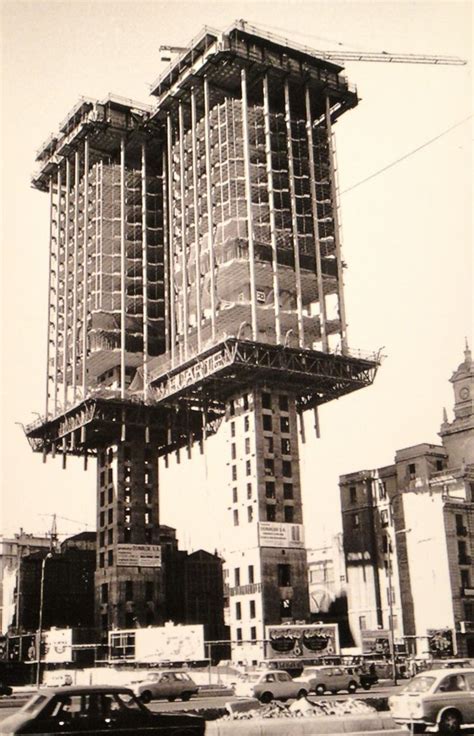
[402,676,436,693]
[114,692,147,712]
[22,694,48,714]
[175,673,191,681]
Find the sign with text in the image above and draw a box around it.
[116,544,161,568]
[361,629,391,656]
[258,522,305,549]
[266,623,339,659]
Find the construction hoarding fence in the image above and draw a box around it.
[109,622,205,663]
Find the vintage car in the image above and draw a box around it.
[233,669,309,702]
[129,669,199,703]
[0,685,205,735]
[293,665,359,695]
[388,667,474,734]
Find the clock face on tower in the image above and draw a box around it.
[459,386,470,400]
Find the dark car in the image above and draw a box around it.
[0,685,205,735]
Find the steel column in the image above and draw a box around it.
[44,178,54,419]
[263,73,281,345]
[241,67,258,341]
[305,85,328,351]
[141,141,149,401]
[284,78,304,348]
[178,102,188,358]
[62,158,71,410]
[72,151,79,399]
[82,137,89,398]
[191,88,202,352]
[325,96,348,351]
[53,167,62,415]
[203,76,217,342]
[162,148,169,354]
[166,114,176,366]
[120,135,126,399]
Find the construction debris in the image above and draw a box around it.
[222,697,375,720]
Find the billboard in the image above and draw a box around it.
[427,628,454,657]
[116,544,161,567]
[258,522,305,549]
[266,624,339,659]
[109,623,204,663]
[361,629,391,656]
[43,628,73,663]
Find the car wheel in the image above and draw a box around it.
[348,681,357,694]
[181,692,192,702]
[438,710,462,734]
[361,682,371,690]
[260,691,273,703]
[140,690,152,704]
[315,684,326,695]
[297,689,308,699]
[168,696,176,702]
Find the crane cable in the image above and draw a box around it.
[341,115,472,195]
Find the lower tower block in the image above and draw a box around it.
[224,388,309,664]
[95,438,164,634]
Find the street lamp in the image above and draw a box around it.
[36,552,52,688]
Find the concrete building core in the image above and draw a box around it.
[25,21,380,655]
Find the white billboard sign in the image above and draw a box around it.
[116,544,161,567]
[43,628,73,663]
[134,623,204,663]
[258,522,305,548]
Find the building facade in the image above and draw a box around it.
[340,345,474,657]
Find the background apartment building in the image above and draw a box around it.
[340,344,474,656]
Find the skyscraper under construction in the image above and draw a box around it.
[26,21,379,661]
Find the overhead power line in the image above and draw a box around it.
[341,115,472,195]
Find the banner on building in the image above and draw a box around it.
[116,544,161,568]
[43,629,73,663]
[258,522,305,549]
[265,624,339,659]
[361,629,391,656]
[427,628,454,657]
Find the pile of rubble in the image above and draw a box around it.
[224,697,375,721]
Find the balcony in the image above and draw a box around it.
[229,582,262,597]
[460,587,474,597]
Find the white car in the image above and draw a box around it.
[129,670,199,703]
[389,667,474,734]
[233,669,310,703]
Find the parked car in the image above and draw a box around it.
[129,669,199,703]
[344,665,378,690]
[388,667,474,734]
[234,669,309,703]
[0,681,13,696]
[0,685,205,735]
[293,665,359,695]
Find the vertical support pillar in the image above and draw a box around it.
[325,96,348,352]
[166,114,176,366]
[305,85,328,351]
[203,76,217,342]
[191,88,202,352]
[94,160,100,310]
[178,102,188,358]
[120,135,126,399]
[62,158,71,410]
[44,178,54,419]
[99,161,104,311]
[162,149,169,354]
[241,67,258,341]
[53,167,62,415]
[82,137,89,398]
[284,78,304,348]
[262,73,281,345]
[72,151,80,399]
[141,141,149,401]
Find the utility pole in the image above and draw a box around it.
[36,552,52,688]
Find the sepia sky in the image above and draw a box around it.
[1,0,472,552]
